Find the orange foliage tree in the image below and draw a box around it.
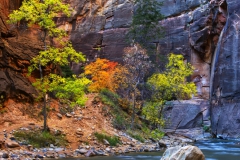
[84,58,119,92]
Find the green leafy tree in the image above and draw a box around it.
[143,54,196,127]
[128,0,164,60]
[8,0,90,131]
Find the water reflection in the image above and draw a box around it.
[64,152,163,160]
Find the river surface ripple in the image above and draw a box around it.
[62,139,240,160]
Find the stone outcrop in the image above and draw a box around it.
[161,145,205,160]
[0,0,40,104]
[163,100,210,139]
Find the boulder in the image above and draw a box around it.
[2,152,9,158]
[85,149,96,157]
[76,128,84,135]
[103,139,110,145]
[76,148,88,154]
[66,113,72,118]
[5,140,20,148]
[163,100,210,139]
[0,140,5,149]
[57,113,63,119]
[161,145,205,160]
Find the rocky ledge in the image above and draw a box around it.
[0,130,196,159]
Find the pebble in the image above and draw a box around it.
[57,113,63,119]
[0,128,195,159]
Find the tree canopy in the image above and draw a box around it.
[8,0,90,131]
[143,54,196,126]
[128,0,164,52]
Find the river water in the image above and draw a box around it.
[195,139,240,160]
[63,139,240,160]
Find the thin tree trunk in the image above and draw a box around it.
[43,93,47,131]
[41,29,48,132]
[131,89,136,129]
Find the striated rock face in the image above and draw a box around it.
[65,0,133,74]
[163,100,210,139]
[61,0,225,99]
[211,0,240,138]
[0,0,39,104]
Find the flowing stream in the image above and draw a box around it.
[195,139,240,160]
[62,139,240,160]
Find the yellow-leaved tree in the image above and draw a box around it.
[142,54,196,128]
[8,0,91,131]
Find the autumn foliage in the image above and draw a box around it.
[84,58,119,92]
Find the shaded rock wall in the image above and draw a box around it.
[63,0,221,99]
[0,1,39,103]
[211,0,240,138]
[163,100,210,139]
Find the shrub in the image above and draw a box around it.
[94,132,120,146]
[127,130,145,143]
[113,114,129,130]
[99,89,119,108]
[203,125,210,132]
[150,129,165,140]
[13,130,67,148]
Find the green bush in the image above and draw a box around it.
[203,125,210,132]
[94,132,120,146]
[113,114,129,130]
[13,130,68,148]
[127,130,145,143]
[150,129,164,140]
[99,89,131,130]
[99,89,120,108]
[60,65,73,78]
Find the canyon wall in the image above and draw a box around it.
[62,0,216,99]
[1,0,240,137]
[211,0,240,138]
[0,0,39,104]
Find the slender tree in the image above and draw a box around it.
[116,44,152,129]
[8,0,90,131]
